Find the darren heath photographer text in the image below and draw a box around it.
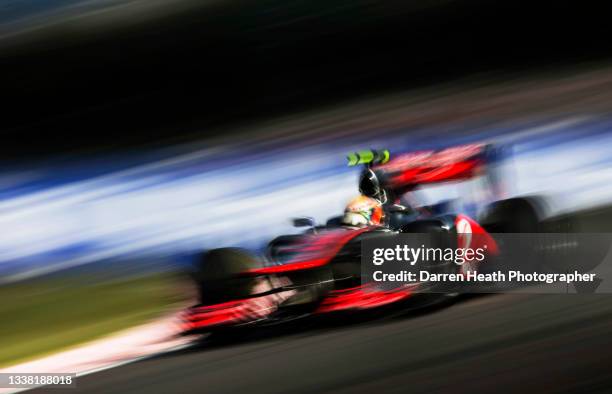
[372,270,596,283]
[370,245,597,284]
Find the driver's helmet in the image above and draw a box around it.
[359,169,387,204]
[341,195,384,227]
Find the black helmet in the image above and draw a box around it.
[359,169,387,204]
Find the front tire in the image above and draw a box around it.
[194,248,261,305]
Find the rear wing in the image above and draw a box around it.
[348,143,503,195]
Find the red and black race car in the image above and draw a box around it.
[182,143,546,335]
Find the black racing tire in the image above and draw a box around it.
[480,197,542,234]
[480,197,544,271]
[195,248,261,305]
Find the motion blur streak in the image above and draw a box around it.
[2,103,612,283]
[2,0,612,391]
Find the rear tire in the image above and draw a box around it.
[480,197,542,233]
[480,197,543,271]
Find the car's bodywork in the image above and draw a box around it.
[182,143,536,335]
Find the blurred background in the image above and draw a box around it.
[2,1,612,392]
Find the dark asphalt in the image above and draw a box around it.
[33,293,612,394]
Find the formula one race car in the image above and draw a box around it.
[182,143,546,335]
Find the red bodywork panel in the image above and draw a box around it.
[182,296,278,331]
[454,214,499,275]
[455,214,499,254]
[373,143,487,191]
[248,227,370,275]
[315,284,414,313]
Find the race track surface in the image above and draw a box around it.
[34,293,612,394]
